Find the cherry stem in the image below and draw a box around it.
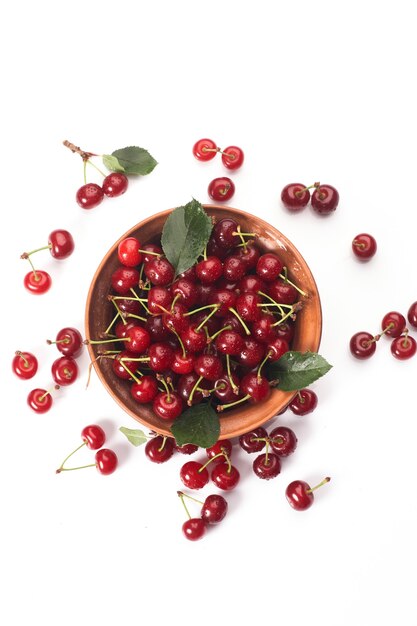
[171,293,181,311]
[47,338,71,346]
[55,441,86,474]
[226,354,239,393]
[83,159,87,185]
[199,450,230,473]
[119,360,142,383]
[306,476,331,494]
[271,306,297,327]
[228,308,251,335]
[264,440,270,466]
[105,311,122,334]
[295,183,318,197]
[380,323,394,337]
[24,255,39,281]
[56,461,96,474]
[130,288,151,315]
[232,230,256,238]
[184,303,218,317]
[188,375,203,405]
[139,248,160,257]
[124,312,148,323]
[20,244,51,259]
[158,375,171,401]
[109,297,129,324]
[15,351,29,367]
[278,271,307,297]
[86,158,107,178]
[208,325,232,342]
[158,436,168,453]
[217,393,250,411]
[170,327,187,358]
[177,491,191,520]
[63,140,96,160]
[195,305,220,331]
[401,329,410,347]
[177,490,204,506]
[257,351,272,379]
[85,337,128,345]
[258,291,293,310]
[39,385,59,402]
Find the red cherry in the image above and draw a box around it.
[24,270,51,294]
[102,172,128,197]
[381,311,406,338]
[289,389,318,415]
[281,183,310,211]
[206,439,233,462]
[118,237,142,267]
[407,301,417,329]
[12,351,38,380]
[208,177,235,202]
[269,426,298,456]
[81,425,106,450]
[130,375,158,403]
[286,477,331,511]
[182,518,206,541]
[144,257,175,286]
[111,266,140,295]
[48,229,75,259]
[174,442,199,455]
[152,391,183,420]
[221,146,244,170]
[211,462,240,490]
[213,218,240,250]
[349,331,377,359]
[192,138,217,161]
[195,256,223,284]
[76,183,104,209]
[311,184,339,215]
[51,356,78,386]
[252,453,281,480]
[239,427,268,453]
[126,325,151,354]
[95,449,118,475]
[352,233,377,260]
[48,327,83,357]
[256,253,284,282]
[391,334,417,360]
[201,494,228,524]
[27,388,55,413]
[145,436,175,463]
[180,461,209,490]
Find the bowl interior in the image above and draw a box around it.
[85,205,322,439]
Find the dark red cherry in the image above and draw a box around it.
[148,342,175,371]
[130,375,158,403]
[182,518,206,541]
[253,453,281,479]
[281,183,310,211]
[215,330,245,356]
[50,327,83,357]
[391,334,417,360]
[194,354,223,381]
[195,256,223,284]
[111,266,140,295]
[256,253,284,282]
[237,339,265,368]
[192,138,217,161]
[180,461,209,490]
[201,494,228,524]
[349,331,377,359]
[141,243,163,263]
[147,286,173,315]
[48,229,75,259]
[76,183,104,209]
[311,184,339,215]
[126,325,151,354]
[239,427,268,453]
[81,424,106,450]
[211,462,240,490]
[268,279,298,305]
[144,257,175,286]
[153,391,183,420]
[269,426,298,456]
[286,477,331,511]
[352,233,377,260]
[221,145,244,170]
[240,372,270,402]
[145,436,175,463]
[289,389,318,415]
[102,172,128,197]
[206,439,233,462]
[51,356,78,386]
[213,218,240,250]
[208,177,235,202]
[381,311,407,338]
[267,337,289,361]
[171,278,198,308]
[407,301,417,329]
[174,442,199,455]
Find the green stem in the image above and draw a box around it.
[195,305,220,331]
[184,304,218,317]
[226,354,239,393]
[21,244,51,258]
[104,311,121,335]
[56,442,86,473]
[278,271,307,297]
[83,159,87,184]
[228,308,251,335]
[86,158,107,178]
[177,491,191,520]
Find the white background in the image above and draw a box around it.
[1,2,417,625]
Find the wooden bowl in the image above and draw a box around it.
[85,205,322,439]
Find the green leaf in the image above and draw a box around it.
[267,351,332,391]
[106,146,158,176]
[102,154,125,172]
[161,199,213,277]
[171,403,220,448]
[119,426,148,447]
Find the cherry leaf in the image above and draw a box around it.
[104,146,157,176]
[267,351,332,391]
[170,403,220,448]
[119,426,148,447]
[102,154,125,172]
[161,199,213,277]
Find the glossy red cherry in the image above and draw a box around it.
[221,146,244,170]
[269,426,298,456]
[311,184,339,214]
[192,138,217,161]
[215,330,245,356]
[12,351,38,380]
[208,177,235,202]
[267,337,289,361]
[145,436,175,463]
[236,292,262,322]
[407,301,417,329]
[195,256,223,284]
[51,356,78,386]
[213,218,240,250]
[126,325,151,354]
[76,183,104,209]
[349,331,377,359]
[268,279,298,305]
[130,375,158,403]
[81,424,106,450]
[211,462,240,490]
[111,266,140,294]
[194,354,223,381]
[391,334,417,360]
[201,494,228,524]
[253,452,281,479]
[281,183,310,211]
[27,388,55,413]
[174,442,199,455]
[237,339,265,368]
[239,427,268,453]
[171,278,198,308]
[286,477,331,511]
[95,449,118,475]
[172,350,195,375]
[48,229,75,259]
[182,518,206,541]
[48,327,83,357]
[152,391,183,420]
[118,237,142,267]
[206,439,233,462]
[24,270,52,294]
[289,389,318,415]
[240,372,270,402]
[352,233,377,260]
[144,257,175,286]
[181,325,207,354]
[180,461,209,490]
[102,172,128,197]
[381,311,406,338]
[256,253,284,282]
